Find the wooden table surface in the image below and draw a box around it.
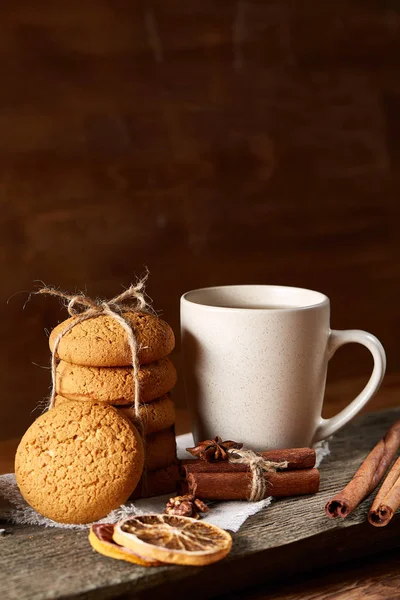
[1,375,400,600]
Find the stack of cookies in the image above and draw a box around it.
[50,311,179,498]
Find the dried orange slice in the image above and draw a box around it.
[89,523,163,567]
[113,514,232,566]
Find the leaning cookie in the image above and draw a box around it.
[49,312,175,367]
[145,427,177,471]
[56,357,177,405]
[119,394,176,435]
[54,394,176,436]
[130,463,180,500]
[15,402,144,524]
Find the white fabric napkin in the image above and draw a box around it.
[0,434,329,532]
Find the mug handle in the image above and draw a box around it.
[313,329,386,443]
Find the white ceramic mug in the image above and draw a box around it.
[181,285,386,449]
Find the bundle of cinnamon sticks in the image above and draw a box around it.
[181,447,320,501]
[326,420,400,527]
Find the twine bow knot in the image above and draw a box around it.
[228,448,288,502]
[40,282,149,318]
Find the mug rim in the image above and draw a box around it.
[181,284,329,312]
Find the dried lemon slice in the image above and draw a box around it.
[89,523,163,566]
[113,514,232,566]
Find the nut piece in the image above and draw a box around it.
[165,494,209,519]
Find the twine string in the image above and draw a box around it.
[228,448,288,501]
[101,306,142,431]
[37,279,151,435]
[48,311,96,409]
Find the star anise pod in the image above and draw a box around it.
[165,494,209,519]
[187,436,243,462]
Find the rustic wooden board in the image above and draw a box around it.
[1,408,400,600]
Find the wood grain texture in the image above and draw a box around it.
[1,408,400,600]
[1,0,400,442]
[229,550,400,599]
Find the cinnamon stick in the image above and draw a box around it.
[181,447,316,472]
[368,456,400,527]
[183,468,320,500]
[325,419,400,519]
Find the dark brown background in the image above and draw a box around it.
[1,0,399,441]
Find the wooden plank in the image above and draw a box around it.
[250,549,400,599]
[1,0,400,443]
[1,408,400,600]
